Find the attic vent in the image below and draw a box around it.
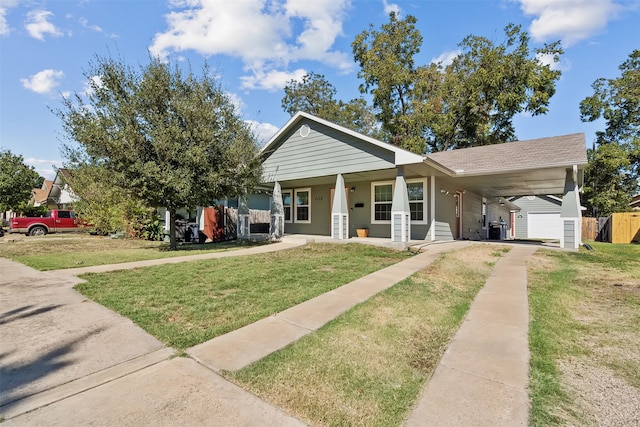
[299,124,310,137]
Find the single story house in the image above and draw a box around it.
[248,112,587,250]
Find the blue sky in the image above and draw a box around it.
[1,0,638,180]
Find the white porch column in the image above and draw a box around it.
[391,167,410,243]
[238,194,250,239]
[270,181,285,239]
[429,176,436,241]
[560,165,582,250]
[331,174,349,239]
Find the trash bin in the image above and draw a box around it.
[488,224,501,240]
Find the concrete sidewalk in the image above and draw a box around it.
[405,245,538,427]
[48,236,307,276]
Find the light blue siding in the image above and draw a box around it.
[262,119,395,182]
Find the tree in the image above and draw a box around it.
[428,24,562,151]
[0,149,41,212]
[352,13,563,153]
[57,56,262,249]
[352,12,424,151]
[62,164,156,237]
[582,143,636,216]
[282,72,382,138]
[580,49,640,215]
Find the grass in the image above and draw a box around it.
[528,242,640,426]
[226,244,506,427]
[0,235,265,270]
[75,243,411,349]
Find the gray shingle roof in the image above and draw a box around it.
[426,133,588,175]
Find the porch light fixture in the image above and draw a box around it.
[350,187,356,193]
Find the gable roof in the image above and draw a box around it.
[425,133,588,176]
[261,111,424,166]
[32,180,54,204]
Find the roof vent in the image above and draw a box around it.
[299,124,310,137]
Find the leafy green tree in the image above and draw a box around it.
[580,49,640,215]
[0,149,42,212]
[352,13,563,153]
[62,164,156,237]
[352,12,424,151]
[430,24,562,151]
[583,143,636,216]
[56,56,262,249]
[282,72,383,138]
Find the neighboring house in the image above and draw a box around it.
[50,168,78,209]
[631,194,640,211]
[31,179,55,207]
[509,195,563,240]
[31,169,78,209]
[255,112,588,250]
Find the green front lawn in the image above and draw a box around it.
[76,243,412,349]
[0,235,265,270]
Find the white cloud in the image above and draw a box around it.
[20,69,64,94]
[25,9,63,40]
[24,158,64,180]
[246,120,280,146]
[79,17,103,33]
[240,67,307,91]
[383,0,401,16]
[0,0,18,35]
[536,52,571,72]
[431,49,461,67]
[150,0,353,91]
[82,75,103,96]
[518,0,623,47]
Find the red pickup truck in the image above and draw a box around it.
[9,210,82,236]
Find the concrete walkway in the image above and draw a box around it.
[405,244,538,427]
[188,241,470,372]
[1,238,540,426]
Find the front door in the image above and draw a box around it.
[455,191,463,239]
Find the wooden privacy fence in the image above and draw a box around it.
[582,217,597,241]
[611,212,640,243]
[590,212,640,243]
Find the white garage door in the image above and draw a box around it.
[528,212,562,240]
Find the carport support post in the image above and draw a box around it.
[331,174,349,240]
[560,165,581,250]
[391,167,410,243]
[238,194,250,240]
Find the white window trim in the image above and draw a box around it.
[407,178,428,225]
[282,189,293,223]
[371,178,428,225]
[294,187,311,224]
[371,180,394,224]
